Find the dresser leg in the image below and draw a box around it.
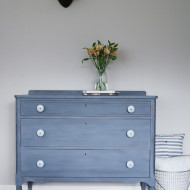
[28,182,33,190]
[16,186,22,190]
[140,182,146,190]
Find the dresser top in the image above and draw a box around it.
[29,90,146,96]
[15,90,157,99]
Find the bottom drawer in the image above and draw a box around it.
[21,149,150,178]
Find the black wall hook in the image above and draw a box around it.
[58,0,73,8]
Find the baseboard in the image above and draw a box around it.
[0,183,141,190]
[1,184,189,190]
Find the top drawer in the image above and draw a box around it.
[20,100,150,117]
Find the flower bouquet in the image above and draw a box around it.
[82,40,118,91]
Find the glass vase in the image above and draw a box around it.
[95,73,108,91]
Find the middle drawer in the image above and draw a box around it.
[21,118,150,148]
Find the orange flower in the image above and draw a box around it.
[113,51,117,56]
[104,47,110,55]
[88,48,95,54]
[94,51,99,56]
[96,45,102,51]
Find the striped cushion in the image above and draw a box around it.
[155,134,185,157]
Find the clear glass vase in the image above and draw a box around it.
[95,73,108,91]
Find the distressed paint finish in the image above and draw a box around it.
[20,100,151,117]
[21,149,150,178]
[15,90,157,190]
[21,118,151,147]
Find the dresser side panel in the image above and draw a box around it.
[15,98,23,185]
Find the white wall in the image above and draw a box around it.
[0,0,190,188]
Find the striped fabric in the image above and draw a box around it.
[155,134,185,157]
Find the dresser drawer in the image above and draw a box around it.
[20,100,150,117]
[21,118,151,148]
[21,149,150,178]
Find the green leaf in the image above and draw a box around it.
[100,49,104,54]
[82,58,90,63]
[97,40,101,45]
[100,57,103,66]
[111,56,117,60]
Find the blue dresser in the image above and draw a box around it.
[15,90,157,190]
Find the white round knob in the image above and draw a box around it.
[37,129,45,137]
[127,130,135,138]
[126,161,134,168]
[37,160,44,168]
[127,105,135,113]
[37,105,44,112]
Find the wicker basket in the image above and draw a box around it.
[155,169,190,190]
